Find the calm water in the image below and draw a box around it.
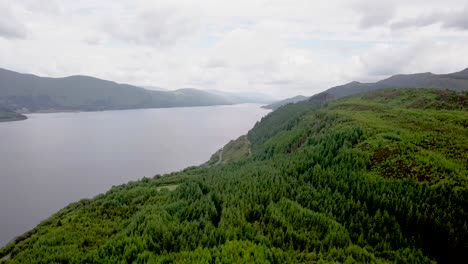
[0,104,270,246]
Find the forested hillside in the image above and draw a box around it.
[1,88,467,263]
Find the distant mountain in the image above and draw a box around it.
[325,68,468,99]
[142,88,276,104]
[168,88,240,106]
[262,68,468,112]
[206,90,277,104]
[262,95,308,110]
[0,106,27,122]
[142,86,168,92]
[0,68,248,113]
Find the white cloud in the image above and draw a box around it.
[0,0,467,98]
[0,1,28,39]
[347,39,468,83]
[392,5,468,30]
[353,1,397,28]
[101,3,203,47]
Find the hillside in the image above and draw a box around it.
[0,69,261,113]
[264,68,468,113]
[262,95,308,110]
[0,107,27,122]
[325,68,468,99]
[1,89,467,263]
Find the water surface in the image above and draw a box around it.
[0,104,269,246]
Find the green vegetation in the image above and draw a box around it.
[156,185,179,192]
[207,136,251,166]
[0,107,27,122]
[1,88,467,263]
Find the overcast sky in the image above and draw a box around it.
[1,0,468,98]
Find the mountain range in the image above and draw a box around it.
[325,67,468,98]
[0,68,273,114]
[3,67,468,117]
[266,67,468,110]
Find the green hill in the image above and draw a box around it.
[264,68,468,113]
[1,89,467,263]
[325,68,468,99]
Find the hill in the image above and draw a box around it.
[0,69,256,113]
[261,95,308,110]
[326,68,468,99]
[1,89,467,263]
[264,68,468,112]
[0,107,26,122]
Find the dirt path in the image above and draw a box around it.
[215,148,224,165]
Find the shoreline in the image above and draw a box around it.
[20,103,268,115]
[18,105,239,114]
[0,115,28,123]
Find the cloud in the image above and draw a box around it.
[17,0,61,15]
[205,58,228,69]
[392,5,468,30]
[101,3,203,47]
[353,1,396,28]
[0,2,27,39]
[440,6,468,30]
[348,40,468,82]
[0,0,468,98]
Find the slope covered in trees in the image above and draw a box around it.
[1,88,467,263]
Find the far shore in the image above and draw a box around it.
[18,103,268,115]
[0,115,28,123]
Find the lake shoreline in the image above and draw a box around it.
[16,103,246,115]
[0,115,28,123]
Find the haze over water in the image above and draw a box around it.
[0,104,270,246]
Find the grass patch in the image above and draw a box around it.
[156,185,179,192]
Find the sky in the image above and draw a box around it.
[1,0,468,98]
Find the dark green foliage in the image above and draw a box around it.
[0,107,26,122]
[206,136,251,166]
[1,89,467,263]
